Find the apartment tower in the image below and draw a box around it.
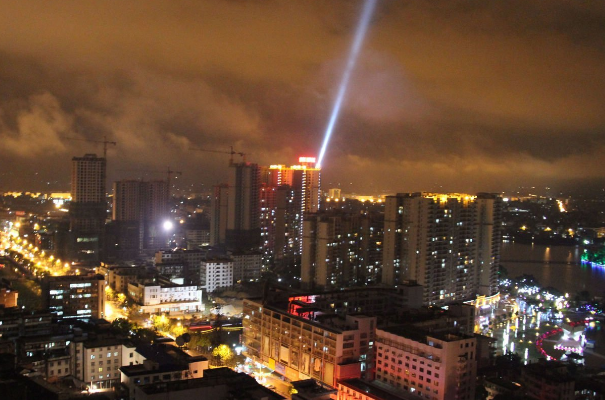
[382,193,502,305]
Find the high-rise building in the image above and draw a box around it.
[382,193,502,305]
[111,180,169,254]
[301,207,383,290]
[260,157,321,267]
[227,162,261,249]
[210,184,229,246]
[70,154,107,263]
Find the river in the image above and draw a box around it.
[501,242,605,297]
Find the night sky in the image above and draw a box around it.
[1,1,605,195]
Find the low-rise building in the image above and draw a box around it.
[0,279,18,308]
[17,333,72,382]
[375,326,477,400]
[70,337,125,390]
[243,298,376,387]
[128,281,203,315]
[522,360,575,400]
[230,251,262,283]
[337,379,415,400]
[41,274,105,320]
[98,265,151,294]
[0,309,54,339]
[483,377,522,400]
[120,343,208,399]
[132,367,285,400]
[200,259,233,293]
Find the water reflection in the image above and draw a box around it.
[502,243,605,296]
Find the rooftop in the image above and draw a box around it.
[378,325,474,343]
[339,379,415,400]
[137,367,285,399]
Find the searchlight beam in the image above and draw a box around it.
[316,0,377,168]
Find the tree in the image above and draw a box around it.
[151,314,170,332]
[133,328,156,343]
[192,333,212,351]
[170,323,187,338]
[212,344,233,366]
[111,318,134,335]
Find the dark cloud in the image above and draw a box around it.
[1,0,604,194]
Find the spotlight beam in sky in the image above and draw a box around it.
[316,0,377,169]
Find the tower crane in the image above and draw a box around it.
[190,146,248,165]
[62,136,117,158]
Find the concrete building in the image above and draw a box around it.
[70,337,124,390]
[375,326,477,400]
[230,251,262,283]
[120,343,208,399]
[98,264,151,294]
[243,298,376,387]
[0,309,54,339]
[522,360,575,400]
[200,259,233,293]
[337,379,414,400]
[155,249,207,284]
[69,154,107,263]
[185,226,210,249]
[301,208,384,290]
[155,248,207,266]
[382,193,503,305]
[261,158,321,267]
[0,279,18,308]
[112,180,169,253]
[17,333,72,382]
[127,281,203,315]
[210,183,229,247]
[227,162,261,250]
[131,367,285,400]
[41,274,105,320]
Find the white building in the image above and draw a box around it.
[375,326,477,400]
[128,282,203,315]
[200,259,233,293]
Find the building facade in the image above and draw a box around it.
[200,259,233,293]
[261,159,321,266]
[301,207,384,290]
[71,338,124,390]
[243,298,375,387]
[112,180,169,253]
[231,251,262,283]
[42,274,105,320]
[70,154,107,263]
[227,162,261,250]
[375,326,477,400]
[382,193,502,305]
[127,282,203,315]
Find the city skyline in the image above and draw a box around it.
[1,1,605,194]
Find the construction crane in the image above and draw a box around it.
[62,135,117,158]
[190,146,247,165]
